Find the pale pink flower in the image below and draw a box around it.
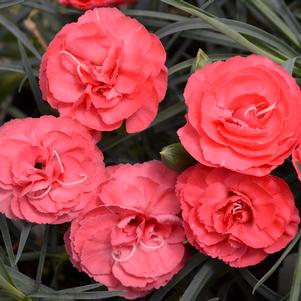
[176,164,300,267]
[40,8,167,134]
[0,116,105,224]
[178,55,301,176]
[65,161,186,299]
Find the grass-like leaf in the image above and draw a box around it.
[246,0,300,48]
[289,235,301,301]
[269,0,301,42]
[35,225,49,288]
[22,0,57,14]
[180,260,222,301]
[160,0,287,63]
[0,215,15,268]
[282,57,298,74]
[14,223,32,266]
[157,18,297,57]
[58,283,104,294]
[5,264,54,295]
[29,290,125,300]
[125,9,185,21]
[253,229,301,294]
[149,253,207,301]
[0,14,40,60]
[18,40,49,115]
[240,269,282,301]
[0,0,24,9]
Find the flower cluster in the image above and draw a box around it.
[1,4,301,300]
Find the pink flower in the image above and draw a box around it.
[0,116,105,224]
[65,161,186,299]
[59,0,136,10]
[40,8,167,134]
[178,55,301,176]
[176,164,300,267]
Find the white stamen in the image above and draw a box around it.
[256,102,277,117]
[232,203,243,213]
[60,50,89,72]
[95,9,100,21]
[27,185,52,200]
[140,238,164,250]
[244,106,257,117]
[53,150,65,174]
[57,174,87,186]
[112,245,136,263]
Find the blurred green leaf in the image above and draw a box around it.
[0,215,15,268]
[29,290,125,300]
[14,223,31,266]
[180,260,222,301]
[268,0,301,40]
[289,235,301,301]
[282,57,298,74]
[35,225,49,288]
[246,0,301,48]
[0,14,41,60]
[149,253,207,301]
[240,269,283,301]
[58,284,104,294]
[0,0,24,9]
[18,40,49,115]
[156,18,297,57]
[253,229,301,294]
[160,0,288,63]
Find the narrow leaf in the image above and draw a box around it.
[253,229,301,294]
[160,0,284,63]
[14,223,32,265]
[282,57,298,75]
[0,215,15,268]
[0,13,40,60]
[246,0,300,47]
[29,290,125,300]
[0,0,24,9]
[58,283,104,293]
[240,269,282,301]
[289,236,301,301]
[149,253,207,301]
[35,225,49,286]
[180,260,222,301]
[18,40,49,115]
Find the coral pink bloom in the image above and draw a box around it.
[59,0,136,10]
[0,116,105,224]
[40,8,167,134]
[65,161,186,299]
[176,164,300,267]
[178,55,301,176]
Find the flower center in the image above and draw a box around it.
[229,200,251,223]
[111,217,167,263]
[34,161,44,170]
[26,150,87,200]
[243,102,277,119]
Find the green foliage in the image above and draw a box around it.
[1,0,301,300]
